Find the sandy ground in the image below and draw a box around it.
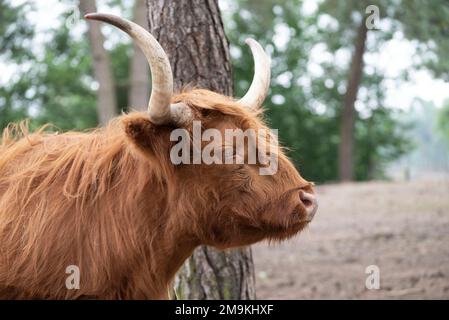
[253,177,449,299]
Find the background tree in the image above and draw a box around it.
[319,0,388,182]
[338,20,367,181]
[128,0,149,110]
[147,0,255,299]
[79,0,117,125]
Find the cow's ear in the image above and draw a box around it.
[123,116,171,157]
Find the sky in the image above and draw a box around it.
[1,0,448,112]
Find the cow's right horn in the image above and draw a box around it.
[238,38,271,110]
[84,13,192,126]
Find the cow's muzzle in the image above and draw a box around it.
[299,190,318,222]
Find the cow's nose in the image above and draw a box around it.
[299,190,318,222]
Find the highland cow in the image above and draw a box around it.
[0,13,317,299]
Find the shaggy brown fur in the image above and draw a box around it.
[0,89,314,299]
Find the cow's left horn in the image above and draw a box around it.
[84,13,192,126]
[238,38,271,110]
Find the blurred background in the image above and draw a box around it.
[1,0,448,298]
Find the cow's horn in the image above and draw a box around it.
[84,13,192,126]
[238,38,271,110]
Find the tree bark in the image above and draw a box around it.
[147,0,233,94]
[128,0,149,111]
[338,21,368,182]
[147,0,255,300]
[79,0,118,125]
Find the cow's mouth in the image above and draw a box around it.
[264,189,318,240]
[263,218,309,242]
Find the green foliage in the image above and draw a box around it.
[395,0,449,81]
[355,107,413,180]
[0,0,34,129]
[0,1,133,131]
[31,19,98,131]
[0,0,34,61]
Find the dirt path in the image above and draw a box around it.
[253,178,449,299]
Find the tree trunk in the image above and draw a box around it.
[338,21,368,181]
[147,0,256,300]
[128,0,149,111]
[79,0,118,125]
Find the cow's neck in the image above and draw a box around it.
[138,229,198,299]
[128,171,202,299]
[134,191,199,299]
[160,237,198,283]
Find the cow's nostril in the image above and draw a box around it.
[299,191,312,207]
[302,198,312,207]
[299,190,318,221]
